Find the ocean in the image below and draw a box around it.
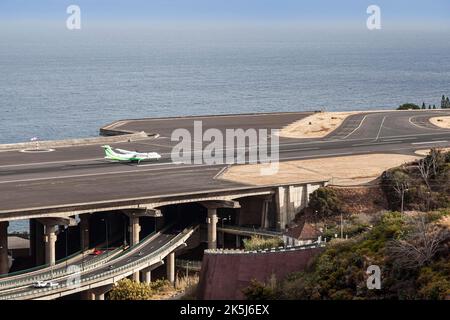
[1,23,450,232]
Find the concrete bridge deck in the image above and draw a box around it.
[0,110,449,218]
[0,109,450,296]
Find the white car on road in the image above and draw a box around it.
[33,281,59,288]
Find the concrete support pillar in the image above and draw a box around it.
[0,222,9,275]
[96,293,105,300]
[235,235,241,249]
[166,252,175,284]
[129,217,141,246]
[81,290,96,300]
[275,186,288,231]
[207,208,218,249]
[261,199,271,229]
[132,270,140,283]
[141,267,151,284]
[129,216,141,282]
[30,219,45,266]
[80,214,90,251]
[44,225,57,266]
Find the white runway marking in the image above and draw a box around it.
[0,158,103,169]
[412,140,448,145]
[352,141,401,147]
[374,116,386,141]
[278,152,354,160]
[343,115,367,139]
[137,161,182,167]
[382,137,417,142]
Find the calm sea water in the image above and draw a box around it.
[2,24,450,232]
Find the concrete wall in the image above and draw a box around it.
[197,247,323,300]
[275,183,323,230]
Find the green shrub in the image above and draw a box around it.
[397,103,420,110]
[417,259,450,299]
[243,235,283,251]
[108,279,153,300]
[308,187,343,218]
[242,279,277,300]
[149,279,172,291]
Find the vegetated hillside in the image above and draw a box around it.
[243,150,450,300]
[331,186,388,215]
[243,210,450,300]
[381,149,450,211]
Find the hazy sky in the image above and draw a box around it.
[0,0,449,24]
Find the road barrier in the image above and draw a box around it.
[0,246,124,290]
[0,225,197,300]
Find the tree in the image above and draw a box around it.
[390,170,410,213]
[388,215,450,269]
[433,104,436,109]
[422,102,426,109]
[441,95,446,109]
[446,97,450,108]
[397,103,420,110]
[308,187,343,218]
[243,235,283,251]
[418,156,433,193]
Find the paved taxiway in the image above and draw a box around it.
[0,110,449,216]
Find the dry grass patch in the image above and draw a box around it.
[429,116,450,129]
[331,186,388,214]
[415,147,450,156]
[219,153,422,186]
[277,111,360,139]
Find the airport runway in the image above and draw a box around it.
[0,110,449,215]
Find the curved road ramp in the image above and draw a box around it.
[0,225,197,300]
[0,246,122,291]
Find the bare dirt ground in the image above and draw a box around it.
[331,186,388,214]
[219,153,422,186]
[277,111,359,139]
[429,116,450,129]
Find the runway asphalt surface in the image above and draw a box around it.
[0,110,449,216]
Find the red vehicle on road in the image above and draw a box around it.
[91,249,104,256]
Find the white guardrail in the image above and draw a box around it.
[0,225,197,300]
[0,225,168,291]
[0,246,124,291]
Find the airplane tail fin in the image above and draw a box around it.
[102,145,115,159]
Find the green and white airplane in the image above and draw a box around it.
[102,145,161,163]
